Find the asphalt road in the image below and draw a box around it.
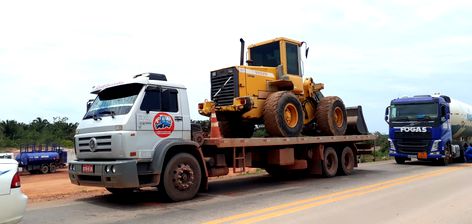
[23,160,472,224]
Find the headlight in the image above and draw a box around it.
[111,166,116,173]
[431,140,441,152]
[115,125,123,131]
[105,165,111,173]
[388,139,396,152]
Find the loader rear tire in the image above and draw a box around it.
[264,91,303,137]
[315,96,347,136]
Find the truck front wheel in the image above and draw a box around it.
[395,157,406,164]
[322,147,339,177]
[161,153,202,202]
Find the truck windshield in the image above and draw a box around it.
[390,103,438,122]
[83,83,143,120]
[249,42,280,67]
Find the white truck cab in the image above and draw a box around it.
[69,73,205,200]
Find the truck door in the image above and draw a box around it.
[136,86,183,152]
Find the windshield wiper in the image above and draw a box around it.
[99,110,115,118]
[83,114,94,120]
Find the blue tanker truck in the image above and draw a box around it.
[15,144,68,174]
[385,95,472,165]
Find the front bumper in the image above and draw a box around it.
[389,152,444,159]
[69,160,140,188]
[198,97,253,116]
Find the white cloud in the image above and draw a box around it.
[1,0,472,133]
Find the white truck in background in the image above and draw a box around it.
[69,73,375,202]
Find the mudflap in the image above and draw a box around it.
[346,106,369,135]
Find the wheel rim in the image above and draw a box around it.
[284,103,299,128]
[41,166,48,173]
[173,163,195,191]
[334,107,344,128]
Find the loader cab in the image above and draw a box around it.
[247,38,303,77]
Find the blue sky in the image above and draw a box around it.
[1,0,471,133]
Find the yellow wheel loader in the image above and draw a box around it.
[199,37,368,138]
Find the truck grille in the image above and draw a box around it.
[210,67,239,106]
[393,131,432,154]
[394,139,432,154]
[394,131,431,139]
[77,136,112,152]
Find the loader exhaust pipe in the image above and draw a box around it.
[240,38,245,66]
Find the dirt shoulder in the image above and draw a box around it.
[21,168,261,204]
[20,169,108,203]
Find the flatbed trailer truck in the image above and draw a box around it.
[68,73,376,202]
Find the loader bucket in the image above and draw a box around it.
[345,106,369,135]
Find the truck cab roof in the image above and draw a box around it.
[391,95,450,105]
[91,73,186,94]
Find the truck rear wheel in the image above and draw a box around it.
[322,147,339,177]
[161,153,201,202]
[264,91,303,137]
[338,146,355,175]
[49,164,57,173]
[315,96,347,136]
[40,164,49,174]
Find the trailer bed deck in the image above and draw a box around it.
[204,135,377,148]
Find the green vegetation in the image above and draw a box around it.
[0,117,77,150]
[359,131,390,162]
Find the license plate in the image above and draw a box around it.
[82,164,94,173]
[418,152,428,159]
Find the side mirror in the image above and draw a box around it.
[86,99,94,112]
[305,47,309,58]
[384,106,390,123]
[440,105,449,120]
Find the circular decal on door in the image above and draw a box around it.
[153,113,175,138]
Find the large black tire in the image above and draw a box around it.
[315,96,347,136]
[395,157,406,164]
[454,143,466,163]
[437,143,452,166]
[263,91,303,137]
[161,153,202,202]
[218,120,254,138]
[49,164,57,173]
[338,146,355,175]
[40,164,49,174]
[322,147,339,177]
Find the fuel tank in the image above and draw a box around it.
[450,98,472,140]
